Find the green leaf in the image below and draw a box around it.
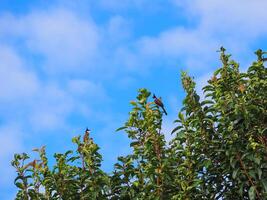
[203,85,214,92]
[249,186,256,200]
[130,141,139,147]
[200,100,214,106]
[230,156,237,168]
[214,68,222,76]
[232,169,239,179]
[178,112,184,122]
[257,168,262,179]
[130,101,137,106]
[14,175,24,184]
[15,182,24,190]
[173,119,181,123]
[253,157,260,165]
[204,160,212,168]
[171,126,183,134]
[116,126,127,132]
[262,180,267,192]
[133,181,139,187]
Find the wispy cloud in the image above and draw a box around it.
[98,0,167,12]
[174,0,267,38]
[0,9,100,74]
[0,46,40,101]
[0,125,24,199]
[134,0,267,73]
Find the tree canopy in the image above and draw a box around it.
[12,48,267,199]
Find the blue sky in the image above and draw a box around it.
[1,0,267,199]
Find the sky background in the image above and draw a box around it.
[1,0,267,199]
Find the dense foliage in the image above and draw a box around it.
[12,49,267,199]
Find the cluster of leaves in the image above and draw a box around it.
[12,130,110,199]
[12,48,267,199]
[168,48,267,199]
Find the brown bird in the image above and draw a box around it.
[153,94,167,115]
[83,128,90,142]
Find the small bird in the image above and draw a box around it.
[153,94,167,115]
[83,128,90,142]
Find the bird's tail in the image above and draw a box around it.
[162,107,167,115]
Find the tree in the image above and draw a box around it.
[12,130,110,199]
[12,48,267,199]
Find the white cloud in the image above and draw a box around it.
[0,46,40,101]
[0,8,113,131]
[68,79,108,99]
[0,126,24,160]
[106,16,132,44]
[27,78,111,131]
[0,9,99,74]
[0,49,109,132]
[181,0,267,38]
[139,28,208,56]
[136,28,220,72]
[28,84,74,130]
[0,125,24,195]
[138,27,218,68]
[0,63,74,131]
[113,46,141,71]
[98,0,164,11]
[135,0,267,73]
[26,9,99,72]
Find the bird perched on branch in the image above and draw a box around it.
[153,94,167,115]
[83,128,90,143]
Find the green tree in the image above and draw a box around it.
[12,129,110,200]
[12,48,267,199]
[111,88,174,199]
[170,47,267,199]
